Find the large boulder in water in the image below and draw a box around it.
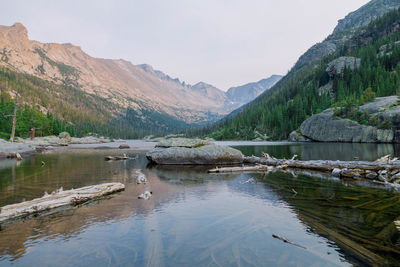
[299,109,394,143]
[146,143,244,165]
[156,138,213,148]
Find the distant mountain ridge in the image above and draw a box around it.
[0,23,231,125]
[137,62,281,111]
[225,75,282,106]
[0,22,281,136]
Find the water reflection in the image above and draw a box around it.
[235,142,400,161]
[250,171,400,266]
[0,145,399,266]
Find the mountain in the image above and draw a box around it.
[333,0,400,33]
[294,0,400,71]
[191,82,227,104]
[0,22,284,138]
[0,23,230,130]
[225,75,282,107]
[201,0,400,141]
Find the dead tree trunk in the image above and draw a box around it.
[9,93,18,142]
[208,154,400,183]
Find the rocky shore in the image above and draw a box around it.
[0,132,112,159]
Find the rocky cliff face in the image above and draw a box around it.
[334,0,400,33]
[295,97,400,143]
[294,0,400,71]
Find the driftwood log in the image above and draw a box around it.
[0,183,125,223]
[208,165,274,173]
[105,155,129,161]
[209,153,400,184]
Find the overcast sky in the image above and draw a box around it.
[2,0,370,90]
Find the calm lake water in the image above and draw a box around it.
[0,142,399,266]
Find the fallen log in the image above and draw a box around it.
[0,183,125,223]
[208,154,400,185]
[208,165,273,173]
[105,155,129,161]
[244,154,400,176]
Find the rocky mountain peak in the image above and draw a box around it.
[138,63,154,73]
[225,75,282,105]
[12,22,27,36]
[334,0,400,34]
[192,82,217,90]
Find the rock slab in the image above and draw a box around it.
[156,138,212,148]
[146,144,244,165]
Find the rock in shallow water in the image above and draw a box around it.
[146,144,244,165]
[155,138,213,148]
[300,109,394,143]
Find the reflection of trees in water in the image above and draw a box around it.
[235,143,400,161]
[257,171,400,266]
[299,143,395,161]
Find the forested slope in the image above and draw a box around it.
[199,7,400,140]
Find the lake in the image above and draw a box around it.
[0,142,399,266]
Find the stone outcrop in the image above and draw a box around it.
[378,40,400,57]
[294,1,400,73]
[333,0,400,34]
[155,138,212,148]
[297,97,400,143]
[288,131,311,142]
[146,139,244,165]
[326,57,361,77]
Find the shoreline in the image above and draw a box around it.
[0,138,298,161]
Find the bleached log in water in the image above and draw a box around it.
[208,153,400,186]
[208,165,274,173]
[0,182,125,223]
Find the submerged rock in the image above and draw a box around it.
[146,144,244,165]
[332,168,342,177]
[119,144,130,149]
[288,131,311,142]
[138,190,152,200]
[136,170,147,184]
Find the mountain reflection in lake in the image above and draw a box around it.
[0,143,399,266]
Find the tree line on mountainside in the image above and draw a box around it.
[190,8,400,140]
[0,66,190,140]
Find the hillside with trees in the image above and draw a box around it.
[197,7,400,141]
